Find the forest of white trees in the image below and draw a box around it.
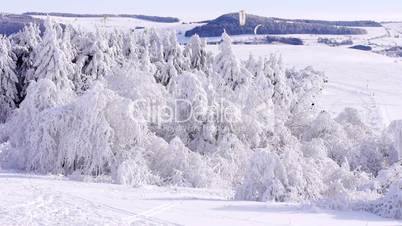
[0,19,401,219]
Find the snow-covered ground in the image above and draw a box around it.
[33,15,184,30]
[2,16,402,225]
[373,22,402,46]
[0,171,401,226]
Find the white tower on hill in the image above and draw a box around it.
[239,10,246,26]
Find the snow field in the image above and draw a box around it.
[0,172,401,226]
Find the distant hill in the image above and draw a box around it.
[0,14,44,36]
[23,12,180,23]
[186,13,374,37]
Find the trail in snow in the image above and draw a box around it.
[0,172,401,226]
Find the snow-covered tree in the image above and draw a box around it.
[122,31,139,61]
[11,23,41,50]
[148,30,187,86]
[2,79,72,170]
[210,133,251,186]
[236,149,290,201]
[32,19,74,91]
[162,30,187,71]
[10,23,42,97]
[264,54,292,122]
[154,55,178,86]
[384,120,402,163]
[147,136,216,187]
[184,34,208,72]
[105,65,168,129]
[114,149,158,187]
[60,25,75,64]
[286,66,326,136]
[133,32,156,73]
[376,161,402,192]
[0,29,400,220]
[74,30,112,92]
[369,179,402,219]
[3,79,148,176]
[145,28,164,65]
[108,29,125,65]
[0,36,18,122]
[213,32,250,100]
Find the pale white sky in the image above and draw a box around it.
[3,0,402,21]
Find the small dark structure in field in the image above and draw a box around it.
[350,45,372,51]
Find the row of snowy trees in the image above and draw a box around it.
[0,19,401,219]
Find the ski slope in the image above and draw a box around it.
[0,171,401,226]
[208,44,402,127]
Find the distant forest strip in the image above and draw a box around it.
[23,12,180,23]
[0,14,44,35]
[276,18,382,27]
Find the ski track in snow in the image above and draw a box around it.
[0,173,181,225]
[0,172,401,226]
